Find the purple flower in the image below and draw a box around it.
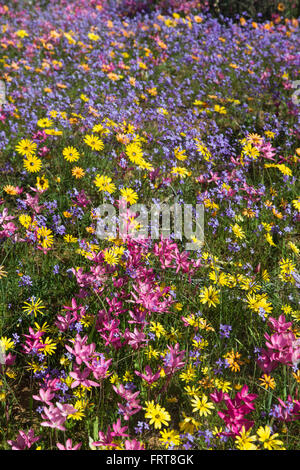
[219,324,232,339]
[18,275,32,287]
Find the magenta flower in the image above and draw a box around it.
[8,429,40,450]
[210,385,257,436]
[135,365,161,385]
[0,222,17,238]
[92,425,117,448]
[63,299,85,321]
[65,334,96,366]
[3,352,16,367]
[124,327,148,350]
[124,439,145,450]
[111,419,129,438]
[112,384,140,402]
[118,401,142,421]
[69,366,100,388]
[55,311,76,332]
[163,343,186,375]
[113,384,142,420]
[41,403,76,431]
[90,355,112,380]
[275,395,300,421]
[258,315,298,372]
[0,208,15,225]
[33,387,55,406]
[57,439,82,450]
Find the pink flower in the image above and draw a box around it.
[92,425,117,448]
[124,327,147,350]
[7,429,40,450]
[163,343,186,375]
[268,314,292,333]
[124,439,145,450]
[111,419,129,438]
[90,355,112,381]
[257,315,298,372]
[24,192,43,213]
[33,387,55,406]
[57,439,82,450]
[55,311,76,332]
[275,395,300,421]
[65,333,95,366]
[69,366,100,388]
[292,339,300,366]
[0,222,17,238]
[0,208,15,225]
[210,390,224,403]
[41,403,76,431]
[3,352,16,367]
[135,365,161,385]
[118,401,142,421]
[210,386,257,437]
[113,385,142,421]
[112,384,140,402]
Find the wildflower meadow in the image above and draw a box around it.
[0,0,299,452]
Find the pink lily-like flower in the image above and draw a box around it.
[118,401,142,421]
[0,352,16,370]
[268,314,293,333]
[264,331,295,365]
[65,333,95,365]
[55,311,76,332]
[22,327,45,354]
[72,189,91,208]
[135,365,161,385]
[92,426,117,448]
[124,327,147,350]
[41,403,76,431]
[153,237,178,270]
[99,319,123,349]
[124,439,145,450]
[292,339,300,366]
[0,222,17,239]
[113,384,142,420]
[210,386,257,437]
[7,429,40,450]
[63,298,86,320]
[210,390,224,403]
[0,208,15,225]
[236,385,258,408]
[40,405,68,431]
[276,395,300,421]
[112,384,141,403]
[56,402,78,416]
[57,439,82,450]
[128,308,147,325]
[257,141,276,160]
[173,249,191,274]
[69,366,100,388]
[24,192,43,213]
[33,387,55,406]
[131,281,173,314]
[258,315,299,372]
[111,419,129,438]
[90,355,112,381]
[163,343,186,375]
